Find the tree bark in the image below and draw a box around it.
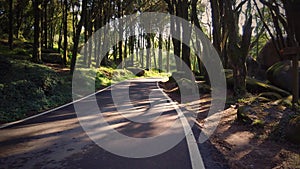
[181,0,191,69]
[210,0,222,54]
[283,0,300,106]
[146,33,151,70]
[63,0,68,66]
[225,0,253,96]
[158,33,163,72]
[43,0,48,49]
[33,0,42,63]
[8,0,13,49]
[70,0,87,74]
[117,0,123,67]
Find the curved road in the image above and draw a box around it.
[0,79,224,169]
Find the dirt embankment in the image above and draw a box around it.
[160,80,300,169]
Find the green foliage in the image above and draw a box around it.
[0,56,71,123]
[143,69,170,78]
[252,119,265,126]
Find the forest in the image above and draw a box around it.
[0,0,300,168]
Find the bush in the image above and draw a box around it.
[0,57,71,123]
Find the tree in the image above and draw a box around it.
[33,0,42,63]
[282,0,300,105]
[62,0,68,66]
[8,0,13,49]
[224,0,253,96]
[210,0,229,67]
[180,0,192,69]
[165,0,182,70]
[70,0,87,74]
[191,0,207,75]
[42,0,48,49]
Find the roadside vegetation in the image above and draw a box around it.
[0,42,168,124]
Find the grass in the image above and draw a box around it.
[143,69,170,78]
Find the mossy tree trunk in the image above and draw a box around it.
[225,0,253,97]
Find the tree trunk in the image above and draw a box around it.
[8,0,13,49]
[181,0,191,69]
[140,33,144,68]
[283,0,300,106]
[88,16,93,68]
[83,9,88,65]
[225,0,253,96]
[146,34,151,70]
[151,36,157,69]
[166,0,182,70]
[63,0,68,66]
[33,0,42,63]
[166,35,170,72]
[158,33,163,72]
[124,38,128,67]
[210,0,222,55]
[117,0,123,68]
[43,0,48,49]
[70,0,87,74]
[58,0,63,53]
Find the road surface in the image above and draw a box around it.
[0,78,225,169]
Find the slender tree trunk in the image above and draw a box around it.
[43,0,48,49]
[181,0,191,69]
[58,0,63,53]
[166,35,170,72]
[171,21,182,70]
[58,21,63,52]
[63,0,68,66]
[117,0,123,67]
[83,9,88,65]
[151,36,157,69]
[49,0,54,49]
[124,38,128,67]
[158,33,163,72]
[165,0,181,70]
[146,34,151,70]
[8,0,13,49]
[191,0,206,75]
[94,16,101,67]
[70,0,87,74]
[33,0,42,63]
[140,33,144,68]
[210,0,222,55]
[15,1,22,39]
[129,27,134,67]
[88,21,93,68]
[135,35,139,64]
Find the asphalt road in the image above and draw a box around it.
[0,78,225,169]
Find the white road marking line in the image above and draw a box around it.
[0,83,117,129]
[0,78,163,129]
[1,78,206,168]
[157,82,206,169]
